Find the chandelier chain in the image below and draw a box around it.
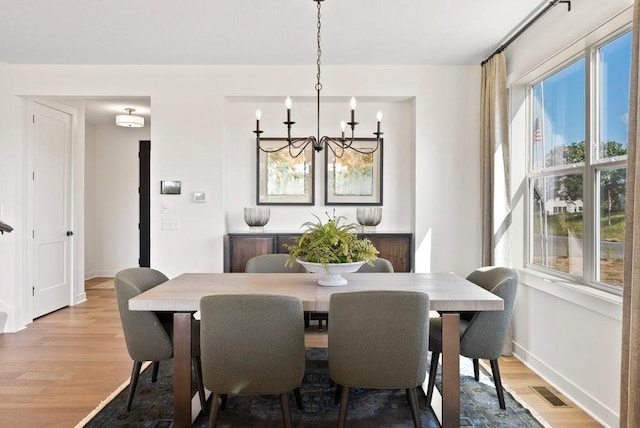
[315,0,322,91]
[254,0,382,158]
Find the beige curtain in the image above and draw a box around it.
[480,52,511,267]
[620,2,640,425]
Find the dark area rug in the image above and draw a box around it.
[83,348,544,427]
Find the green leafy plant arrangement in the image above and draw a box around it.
[286,212,378,265]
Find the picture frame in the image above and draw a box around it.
[325,138,383,205]
[257,138,315,205]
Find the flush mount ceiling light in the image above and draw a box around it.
[254,0,382,157]
[116,108,144,128]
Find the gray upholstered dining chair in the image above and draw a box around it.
[329,290,430,428]
[200,294,306,428]
[244,253,316,330]
[356,257,394,273]
[425,266,518,410]
[114,267,206,412]
[314,257,395,331]
[245,253,308,273]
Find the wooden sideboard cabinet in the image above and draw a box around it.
[225,232,413,273]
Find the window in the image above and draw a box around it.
[528,31,630,291]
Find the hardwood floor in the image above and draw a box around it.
[0,279,601,427]
[0,287,131,428]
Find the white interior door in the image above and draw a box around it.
[32,102,72,318]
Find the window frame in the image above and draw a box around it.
[524,26,631,295]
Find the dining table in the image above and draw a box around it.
[129,271,504,428]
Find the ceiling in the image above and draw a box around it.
[83,97,151,126]
[1,0,547,124]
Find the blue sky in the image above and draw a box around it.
[535,31,631,150]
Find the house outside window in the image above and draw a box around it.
[527,30,630,292]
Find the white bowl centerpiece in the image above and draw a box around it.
[286,212,379,286]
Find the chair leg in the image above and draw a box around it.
[304,311,310,329]
[280,392,293,428]
[208,393,222,428]
[425,352,439,408]
[406,387,421,428]
[337,385,350,428]
[473,358,480,381]
[294,387,304,410]
[193,356,207,412]
[126,361,143,412]
[151,361,160,383]
[490,359,506,409]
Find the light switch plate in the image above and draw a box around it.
[162,218,180,230]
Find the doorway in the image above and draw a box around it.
[139,140,150,267]
[82,97,150,282]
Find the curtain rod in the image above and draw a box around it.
[481,0,572,66]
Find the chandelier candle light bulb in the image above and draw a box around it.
[350,97,356,124]
[256,110,261,132]
[286,96,292,116]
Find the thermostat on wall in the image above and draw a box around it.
[192,191,207,203]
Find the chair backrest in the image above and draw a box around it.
[329,290,430,389]
[460,266,518,360]
[245,253,307,273]
[356,257,394,273]
[199,294,306,395]
[114,267,173,362]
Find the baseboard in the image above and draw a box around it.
[512,341,618,427]
[85,271,116,280]
[75,292,87,304]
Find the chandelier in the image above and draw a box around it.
[253,0,382,158]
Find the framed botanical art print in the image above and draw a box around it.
[257,138,315,205]
[325,138,383,205]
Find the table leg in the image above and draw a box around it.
[173,312,193,428]
[441,313,460,427]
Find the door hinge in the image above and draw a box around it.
[32,171,35,181]
[138,258,141,265]
[32,114,35,123]
[32,230,35,238]
[32,286,35,296]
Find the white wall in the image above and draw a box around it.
[84,123,97,277]
[0,64,482,332]
[84,123,150,278]
[0,62,16,331]
[505,1,632,426]
[224,97,414,232]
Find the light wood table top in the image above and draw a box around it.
[129,272,503,313]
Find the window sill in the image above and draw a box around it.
[515,268,623,321]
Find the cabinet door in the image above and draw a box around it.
[362,234,412,272]
[276,234,302,254]
[226,235,276,272]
